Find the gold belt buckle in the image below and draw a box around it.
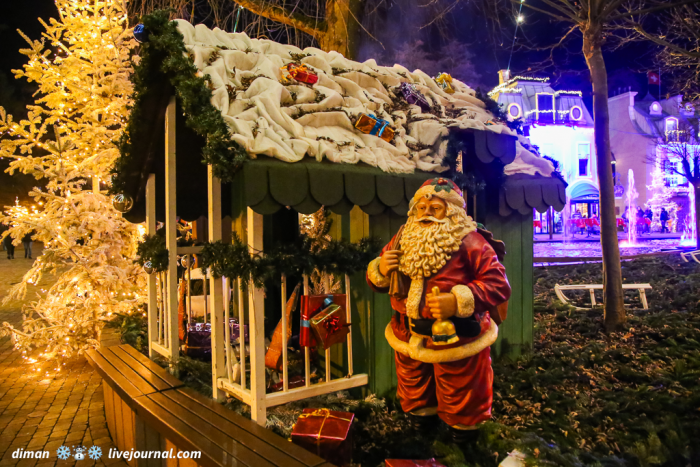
[407,316,420,337]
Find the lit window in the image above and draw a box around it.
[577,143,590,176]
[650,102,662,115]
[536,94,554,123]
[570,105,583,121]
[665,117,678,141]
[664,160,688,187]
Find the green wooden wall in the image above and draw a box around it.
[484,211,534,358]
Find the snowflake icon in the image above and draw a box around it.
[56,446,71,460]
[88,446,102,460]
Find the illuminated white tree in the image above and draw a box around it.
[645,166,679,233]
[0,0,146,358]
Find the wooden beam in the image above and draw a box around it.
[146,174,157,359]
[165,96,179,367]
[247,208,266,425]
[209,166,226,402]
[265,374,369,407]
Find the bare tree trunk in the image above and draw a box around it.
[232,0,364,59]
[316,0,364,58]
[583,25,626,331]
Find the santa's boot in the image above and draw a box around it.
[449,425,479,445]
[407,408,440,431]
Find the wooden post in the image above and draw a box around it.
[247,208,266,425]
[209,166,226,401]
[146,174,157,359]
[548,207,553,240]
[165,96,179,367]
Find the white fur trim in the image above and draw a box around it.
[405,279,424,319]
[385,319,498,363]
[367,257,390,288]
[412,185,466,209]
[451,285,475,318]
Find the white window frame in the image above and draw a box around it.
[536,93,555,123]
[507,102,522,120]
[570,105,583,121]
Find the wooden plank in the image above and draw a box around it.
[103,382,116,440]
[165,95,179,364]
[176,246,204,255]
[147,174,157,359]
[161,390,308,467]
[172,388,325,467]
[247,208,266,425]
[112,385,125,451]
[521,212,534,356]
[369,212,395,396]
[100,348,160,396]
[266,374,368,407]
[136,394,268,467]
[86,350,146,403]
[209,166,226,402]
[121,398,136,467]
[114,345,183,390]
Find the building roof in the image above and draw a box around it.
[116,17,566,223]
[628,93,699,139]
[490,76,594,127]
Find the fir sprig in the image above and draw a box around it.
[111,10,249,195]
[200,234,381,289]
[135,234,168,272]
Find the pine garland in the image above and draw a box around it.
[200,234,381,289]
[111,10,248,195]
[135,234,169,272]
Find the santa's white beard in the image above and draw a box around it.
[399,215,468,280]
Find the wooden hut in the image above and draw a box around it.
[113,14,566,424]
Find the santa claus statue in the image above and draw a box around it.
[366,177,511,443]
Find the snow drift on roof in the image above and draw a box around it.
[175,20,553,177]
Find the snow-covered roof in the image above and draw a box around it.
[175,20,553,178]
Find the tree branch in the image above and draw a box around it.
[512,0,577,23]
[233,0,326,37]
[608,0,700,22]
[629,20,700,58]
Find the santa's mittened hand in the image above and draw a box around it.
[427,293,457,320]
[379,250,402,276]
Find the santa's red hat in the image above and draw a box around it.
[411,177,465,209]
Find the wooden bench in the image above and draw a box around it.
[681,250,700,264]
[554,283,652,309]
[87,345,332,467]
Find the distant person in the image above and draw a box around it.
[660,208,669,233]
[3,234,14,260]
[22,232,33,259]
[644,208,653,233]
[572,209,582,219]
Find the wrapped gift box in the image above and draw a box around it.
[310,304,350,349]
[400,82,430,111]
[355,113,395,142]
[300,294,346,347]
[284,63,319,84]
[185,319,249,359]
[291,408,354,466]
[385,460,446,467]
[434,72,455,94]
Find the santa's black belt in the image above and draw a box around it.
[400,313,482,338]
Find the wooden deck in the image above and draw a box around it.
[87,344,333,467]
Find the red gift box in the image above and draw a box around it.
[284,63,319,84]
[291,408,354,466]
[310,304,350,349]
[300,294,346,347]
[385,460,446,467]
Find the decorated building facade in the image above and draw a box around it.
[489,71,597,232]
[609,91,699,230]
